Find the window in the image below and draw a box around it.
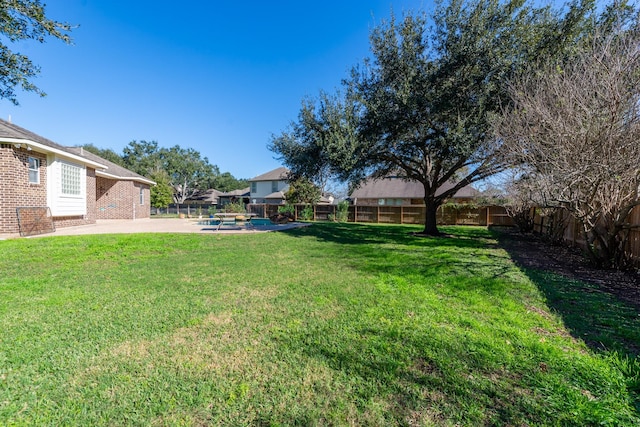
[139,187,144,205]
[271,181,278,193]
[251,182,257,193]
[61,162,82,196]
[28,157,40,184]
[378,198,385,205]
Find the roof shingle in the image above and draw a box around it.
[66,147,154,184]
[350,176,479,199]
[0,119,71,152]
[249,167,289,182]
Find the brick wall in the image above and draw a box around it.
[96,177,151,220]
[0,145,47,234]
[0,146,99,236]
[138,184,151,219]
[1,145,151,236]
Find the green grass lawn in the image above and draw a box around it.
[0,223,638,425]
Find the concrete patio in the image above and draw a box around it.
[3,218,310,238]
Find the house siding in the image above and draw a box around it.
[49,165,96,229]
[0,145,48,234]
[96,177,151,220]
[355,198,419,207]
[250,180,287,204]
[47,157,88,217]
[0,147,97,236]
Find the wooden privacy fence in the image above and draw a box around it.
[533,206,640,267]
[246,204,514,227]
[246,202,640,267]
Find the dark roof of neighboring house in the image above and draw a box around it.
[187,189,223,203]
[264,190,287,199]
[318,195,334,204]
[249,166,289,182]
[221,187,250,197]
[66,147,155,185]
[187,187,251,203]
[350,176,479,199]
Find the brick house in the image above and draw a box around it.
[0,119,154,236]
[349,176,479,206]
[65,147,155,220]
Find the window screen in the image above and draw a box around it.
[28,157,40,184]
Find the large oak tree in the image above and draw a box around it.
[271,0,595,235]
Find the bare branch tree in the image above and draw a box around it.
[497,25,640,268]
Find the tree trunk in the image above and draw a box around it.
[422,198,441,235]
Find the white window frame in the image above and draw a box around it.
[139,187,144,205]
[28,157,40,184]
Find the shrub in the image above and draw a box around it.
[300,205,314,221]
[278,204,295,215]
[224,200,246,213]
[335,201,350,222]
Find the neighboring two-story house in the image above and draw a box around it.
[248,167,290,204]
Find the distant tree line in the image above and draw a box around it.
[82,141,248,210]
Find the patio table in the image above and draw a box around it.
[214,213,256,230]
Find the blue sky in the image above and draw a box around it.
[0,1,428,179]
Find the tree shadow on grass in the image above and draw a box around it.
[284,223,512,292]
[274,308,559,425]
[276,223,639,423]
[495,229,640,415]
[493,228,640,358]
[283,222,497,250]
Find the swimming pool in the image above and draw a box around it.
[197,217,273,226]
[249,218,272,226]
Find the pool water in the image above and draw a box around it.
[197,218,273,226]
[249,218,272,226]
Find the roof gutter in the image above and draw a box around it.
[3,138,107,170]
[96,170,156,186]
